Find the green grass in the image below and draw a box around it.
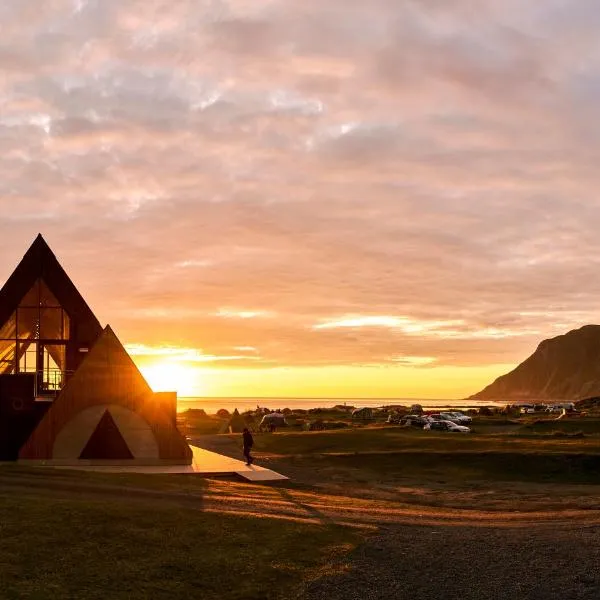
[178,412,226,435]
[252,425,600,456]
[521,418,600,435]
[280,451,600,486]
[240,422,600,487]
[0,483,358,600]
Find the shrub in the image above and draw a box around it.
[216,409,230,418]
[322,421,349,430]
[188,408,207,417]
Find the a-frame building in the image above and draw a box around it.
[0,236,192,465]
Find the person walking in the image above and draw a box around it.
[242,428,254,466]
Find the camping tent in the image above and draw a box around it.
[260,413,287,430]
[226,408,247,433]
[351,407,374,420]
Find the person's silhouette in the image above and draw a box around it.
[242,428,254,466]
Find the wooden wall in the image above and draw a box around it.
[19,326,192,464]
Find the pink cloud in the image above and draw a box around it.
[0,0,600,374]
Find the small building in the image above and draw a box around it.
[0,235,192,465]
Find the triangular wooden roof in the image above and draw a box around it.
[20,325,192,463]
[0,234,102,341]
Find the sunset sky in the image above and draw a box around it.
[1,1,600,398]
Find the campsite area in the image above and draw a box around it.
[3,405,600,599]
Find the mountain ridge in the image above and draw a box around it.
[469,324,600,401]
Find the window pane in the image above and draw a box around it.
[19,281,40,307]
[39,280,60,307]
[18,342,37,373]
[18,279,61,308]
[0,312,16,340]
[46,345,66,372]
[43,345,65,391]
[63,311,70,340]
[17,308,40,339]
[40,308,65,340]
[0,340,16,374]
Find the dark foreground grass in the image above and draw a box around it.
[0,493,358,600]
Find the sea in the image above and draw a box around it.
[177,397,505,414]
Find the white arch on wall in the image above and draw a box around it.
[52,404,160,460]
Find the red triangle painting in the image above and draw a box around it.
[79,410,134,460]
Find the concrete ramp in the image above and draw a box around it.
[52,445,288,482]
[189,446,288,481]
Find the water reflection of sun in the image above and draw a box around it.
[141,361,199,397]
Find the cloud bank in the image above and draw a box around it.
[1,0,600,374]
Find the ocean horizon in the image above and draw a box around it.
[176,396,505,413]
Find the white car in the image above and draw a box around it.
[424,420,471,433]
[442,411,472,425]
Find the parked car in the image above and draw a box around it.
[424,420,470,433]
[441,411,472,425]
[451,411,472,424]
[401,415,429,428]
[427,413,444,421]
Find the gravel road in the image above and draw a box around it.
[301,524,600,600]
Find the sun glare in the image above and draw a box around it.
[141,361,199,397]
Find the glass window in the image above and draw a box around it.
[40,308,64,340]
[17,308,40,340]
[18,279,61,308]
[18,342,37,373]
[0,340,16,374]
[42,345,66,391]
[0,313,16,340]
[0,278,71,386]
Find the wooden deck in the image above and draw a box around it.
[54,445,288,482]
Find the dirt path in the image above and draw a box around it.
[301,524,600,600]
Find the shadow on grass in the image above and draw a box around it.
[276,488,337,526]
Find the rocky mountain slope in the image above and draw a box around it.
[470,325,600,401]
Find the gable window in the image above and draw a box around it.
[0,279,71,393]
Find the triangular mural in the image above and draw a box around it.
[19,325,192,464]
[79,410,134,460]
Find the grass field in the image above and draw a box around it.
[248,423,600,456]
[192,417,600,492]
[5,414,600,599]
[0,467,359,600]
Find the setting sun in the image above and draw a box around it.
[140,361,200,397]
